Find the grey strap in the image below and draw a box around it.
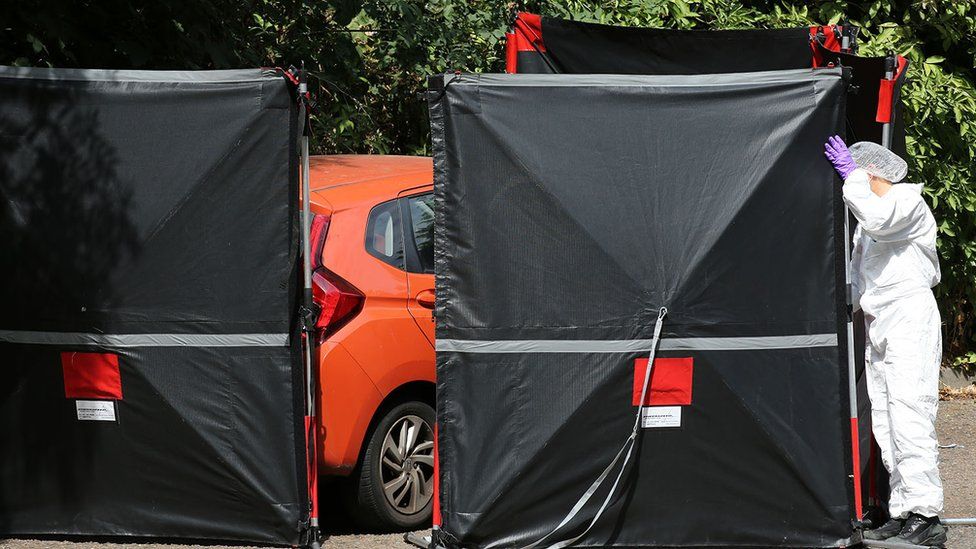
[521,307,668,549]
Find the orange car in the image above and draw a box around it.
[307,155,435,530]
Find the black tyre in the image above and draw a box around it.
[347,400,435,531]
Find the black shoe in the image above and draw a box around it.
[863,517,905,540]
[896,513,948,546]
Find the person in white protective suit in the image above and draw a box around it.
[824,136,947,547]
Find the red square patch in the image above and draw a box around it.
[632,357,693,406]
[61,352,123,400]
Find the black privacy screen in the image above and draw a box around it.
[513,15,907,160]
[0,67,305,544]
[430,70,854,548]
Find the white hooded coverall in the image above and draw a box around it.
[845,168,943,518]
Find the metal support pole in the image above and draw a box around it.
[881,51,896,149]
[863,539,931,549]
[943,517,976,526]
[844,202,863,522]
[839,20,858,55]
[840,20,851,53]
[301,119,313,425]
[832,63,864,523]
[298,63,321,549]
[302,133,317,507]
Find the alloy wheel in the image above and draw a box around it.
[379,414,434,515]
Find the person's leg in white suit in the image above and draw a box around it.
[864,292,945,546]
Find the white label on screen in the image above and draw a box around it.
[641,406,681,428]
[76,400,117,422]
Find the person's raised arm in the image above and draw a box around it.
[824,135,926,242]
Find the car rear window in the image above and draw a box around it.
[407,193,435,274]
[365,199,404,269]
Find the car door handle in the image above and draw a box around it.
[416,289,436,310]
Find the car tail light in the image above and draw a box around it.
[309,213,330,270]
[306,212,362,342]
[311,268,364,343]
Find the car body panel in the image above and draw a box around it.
[317,340,384,473]
[400,187,437,347]
[406,273,436,347]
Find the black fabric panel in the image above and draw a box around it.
[0,344,301,543]
[814,46,908,157]
[434,73,843,342]
[524,17,907,168]
[0,68,295,334]
[430,71,851,547]
[0,67,304,544]
[439,348,850,548]
[539,17,814,75]
[515,51,555,74]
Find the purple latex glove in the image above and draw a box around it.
[824,135,857,180]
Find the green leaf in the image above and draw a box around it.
[26,34,45,54]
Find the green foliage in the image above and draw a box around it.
[2,0,975,364]
[1,1,252,69]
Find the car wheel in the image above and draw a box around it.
[347,400,435,531]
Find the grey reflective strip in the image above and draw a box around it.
[437,333,837,353]
[0,66,278,84]
[941,518,976,526]
[0,330,289,347]
[466,69,843,89]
